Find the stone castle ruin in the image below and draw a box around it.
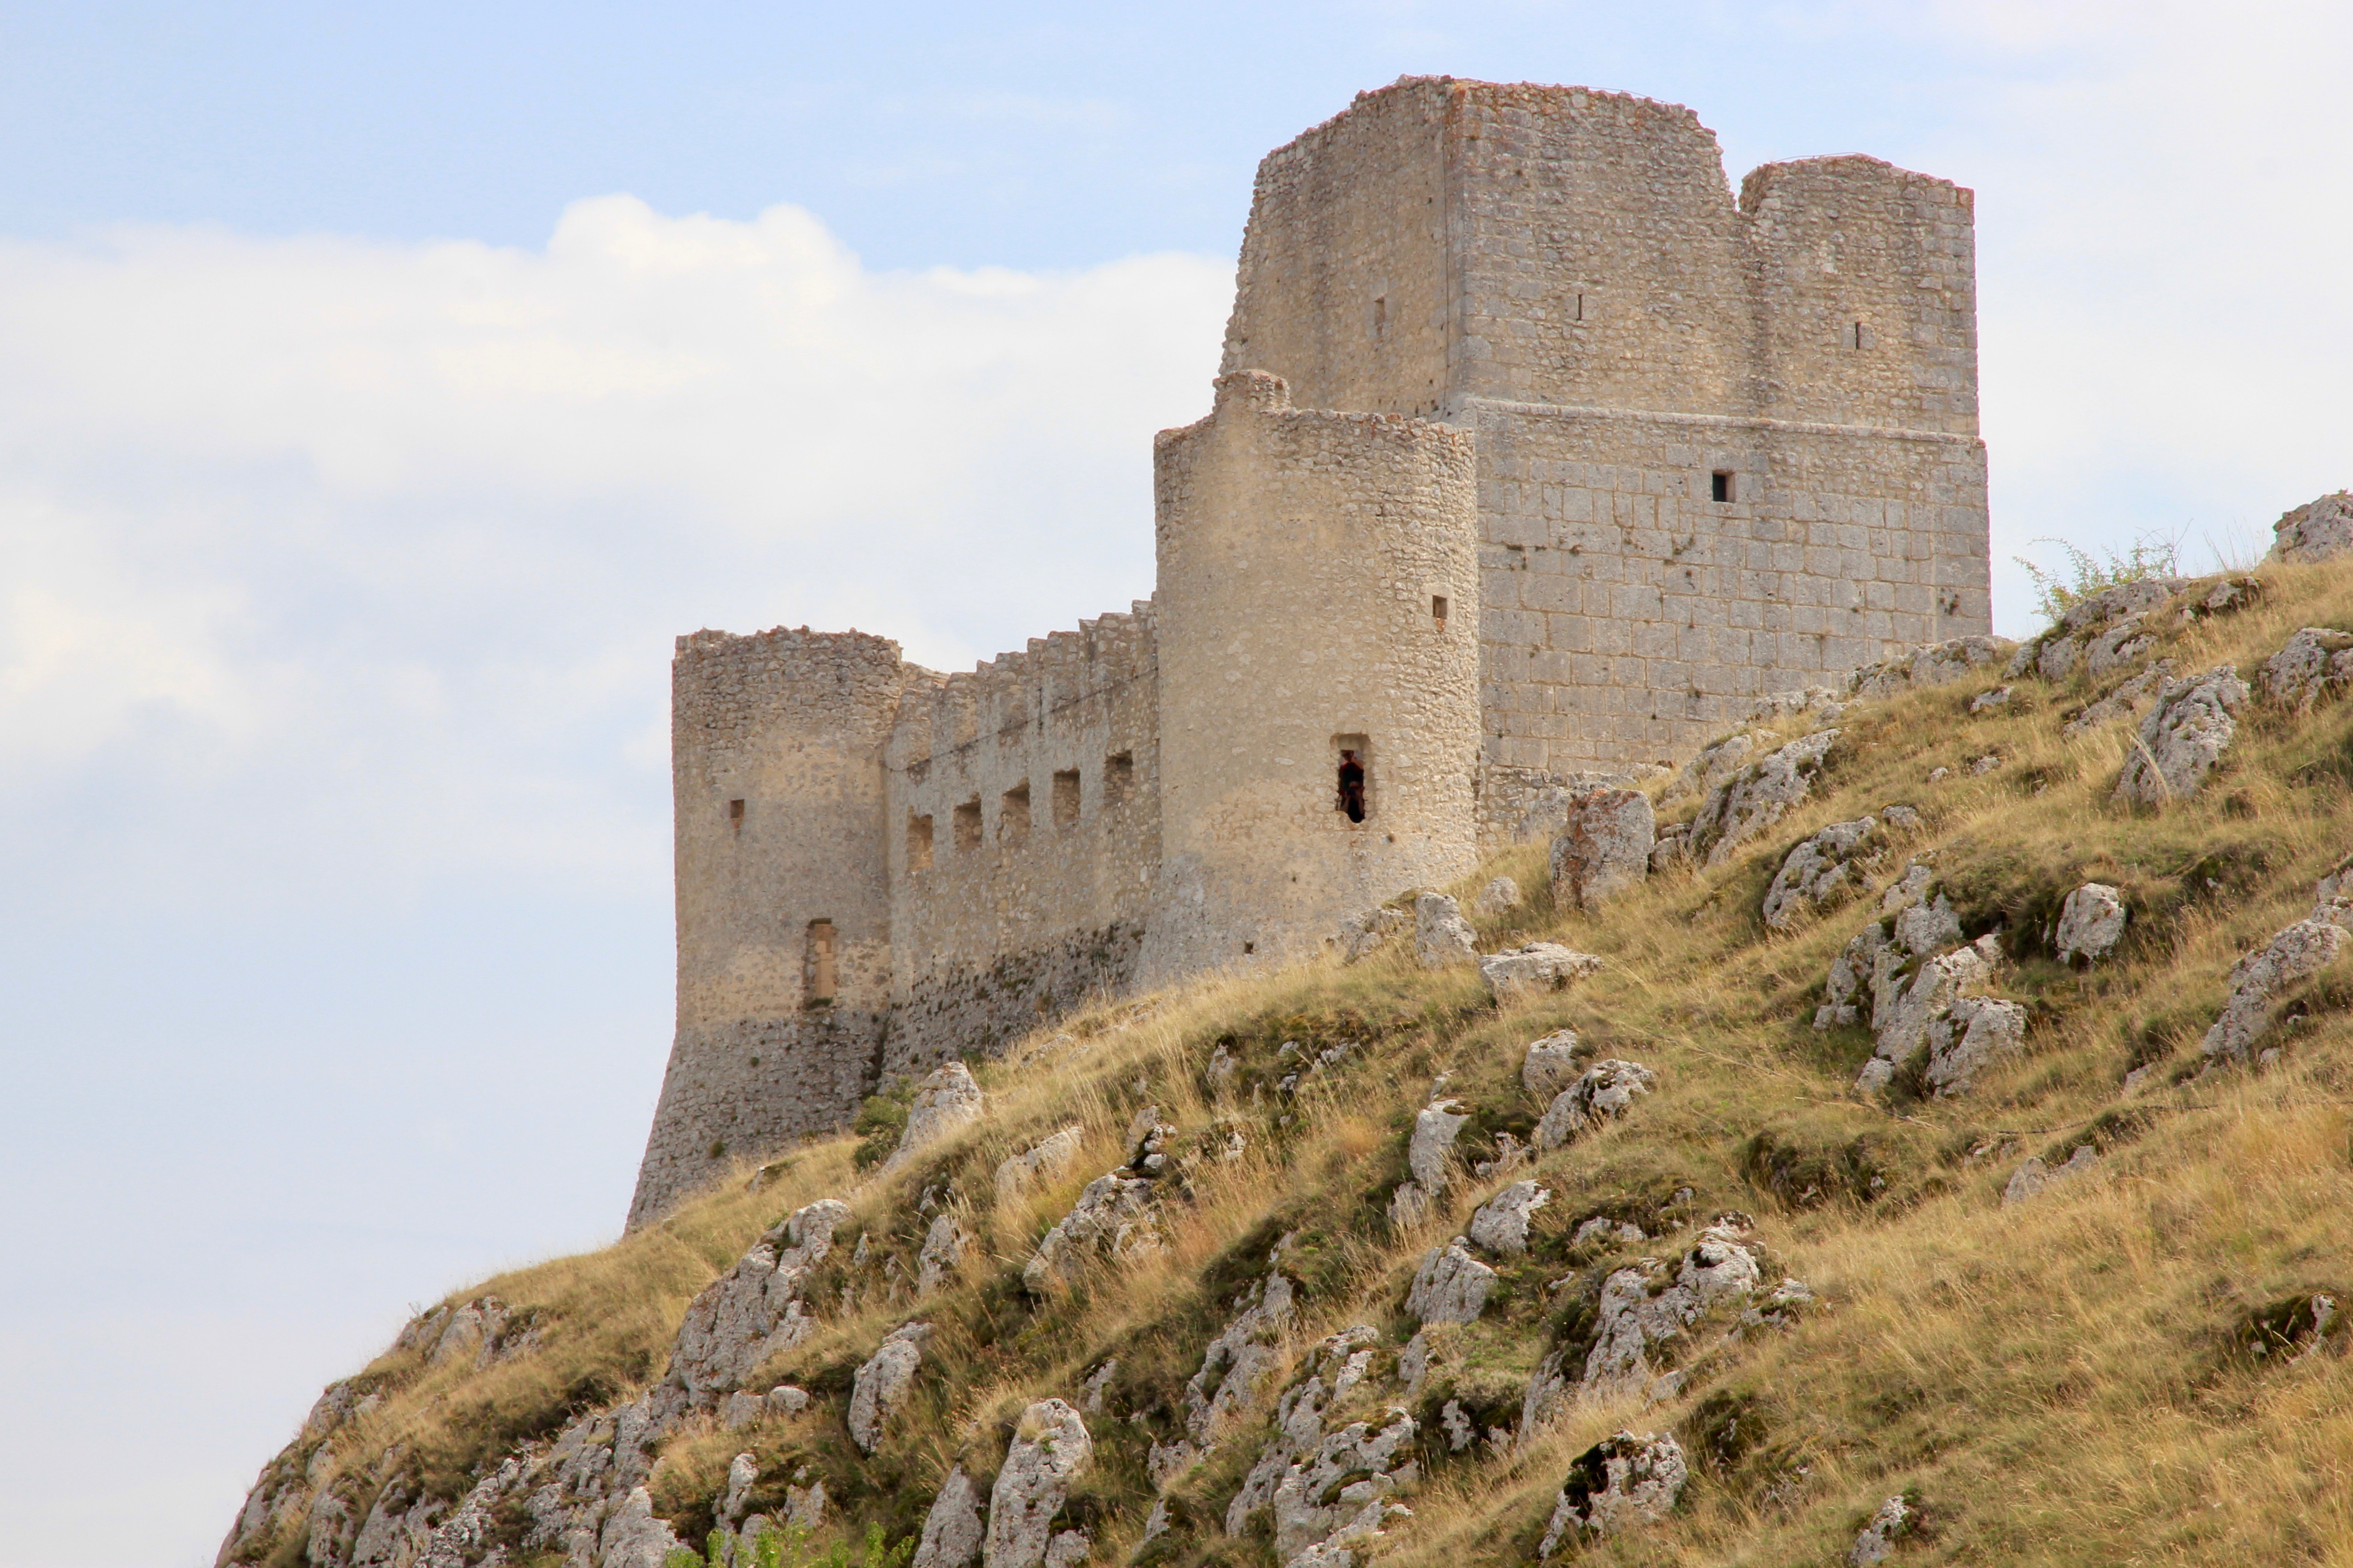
[629,77,1988,1226]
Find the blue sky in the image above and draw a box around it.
[2,4,2349,1564]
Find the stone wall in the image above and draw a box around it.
[1139,371,1482,984]
[885,607,1162,1069]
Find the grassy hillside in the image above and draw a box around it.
[228,550,2353,1568]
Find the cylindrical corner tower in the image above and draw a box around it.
[1139,370,1481,986]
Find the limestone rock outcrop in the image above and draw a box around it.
[1414,893,1478,969]
[887,1063,986,1172]
[1535,1432,1688,1554]
[1183,1265,1297,1446]
[2116,666,2248,807]
[2003,1145,2095,1206]
[983,1400,1092,1568]
[1478,943,1602,1003]
[911,1467,985,1568]
[668,1200,849,1401]
[1466,1180,1549,1256]
[1405,1238,1497,1325]
[1549,788,1655,911]
[2260,627,2353,711]
[916,1213,967,1298]
[2201,879,2353,1064]
[1849,635,2011,700]
[1470,876,1521,919]
[1407,1100,1469,1195]
[847,1322,930,1453]
[2055,883,2128,968]
[1847,1493,1919,1566]
[996,1127,1085,1202]
[1854,935,2025,1097]
[1762,816,1885,931]
[1024,1170,1160,1289]
[1687,730,1841,866]
[2270,490,2353,563]
[1533,1059,1656,1151]
[1520,1029,1582,1101]
[1334,906,1410,963]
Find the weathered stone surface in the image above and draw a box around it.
[1520,1029,1583,1101]
[911,1466,985,1568]
[1969,686,2012,713]
[1024,1171,1159,1289]
[1918,994,2028,1095]
[1470,876,1521,919]
[1762,816,1882,931]
[1549,788,1655,910]
[1467,1180,1550,1256]
[1268,1408,1417,1563]
[983,1400,1093,1568]
[1847,1493,1918,1566]
[1663,730,1776,805]
[1536,1432,1689,1553]
[1413,893,1478,969]
[2055,883,2128,967]
[2270,490,2353,564]
[723,1452,759,1522]
[1688,731,1841,866]
[667,1199,849,1399]
[1816,868,1954,1030]
[2260,627,2353,711]
[767,1384,810,1417]
[2003,1144,2096,1206]
[848,1322,931,1453]
[1407,1100,1469,1194]
[599,1486,683,1568]
[1223,1328,1381,1537]
[2201,886,2353,1063]
[1386,1181,1430,1231]
[917,1212,968,1298]
[1405,1238,1497,1325]
[887,1063,986,1172]
[2117,666,2248,807]
[1850,636,2012,700]
[1855,935,2020,1095]
[1334,906,1410,963]
[996,1127,1085,1202]
[1576,1225,1762,1401]
[1479,943,1602,1003]
[1533,1060,1656,1152]
[1040,1530,1092,1568]
[1185,1267,1296,1444]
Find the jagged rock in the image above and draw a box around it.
[1520,1029,1582,1101]
[1649,820,1694,871]
[723,1452,759,1522]
[1918,994,2029,1096]
[1550,788,1655,910]
[1856,936,2023,1096]
[1479,943,1602,1003]
[2270,490,2353,563]
[1664,730,1775,804]
[1578,1225,1763,1400]
[2008,576,2194,684]
[768,1384,809,1417]
[1024,1170,1159,1289]
[2117,666,2249,806]
[1536,1432,1688,1553]
[1748,686,1844,724]
[599,1486,683,1568]
[1334,906,1410,963]
[1969,686,2012,713]
[1848,1493,1918,1565]
[1470,876,1521,919]
[787,1476,828,1532]
[1762,817,1883,931]
[1850,636,2013,700]
[917,1213,968,1298]
[722,1389,764,1429]
[912,1466,985,1568]
[2201,883,2353,1063]
[2261,627,2353,711]
[1219,1328,1376,1534]
[1407,1100,1469,1194]
[305,1489,355,1568]
[1533,1060,1656,1152]
[2056,883,2128,967]
[1268,1408,1417,1563]
[1688,731,1841,866]
[1185,1267,1296,1443]
[983,1400,1093,1568]
[1413,893,1478,969]
[1816,868,1956,1030]
[1466,1181,1550,1256]
[996,1127,1085,1202]
[1406,1238,1497,1325]
[1041,1530,1092,1568]
[2003,1145,2096,1206]
[2061,661,2175,738]
[848,1322,931,1453]
[1386,1181,1430,1230]
[1572,1216,1648,1248]
[668,1199,849,1400]
[2081,615,2156,681]
[887,1063,986,1172]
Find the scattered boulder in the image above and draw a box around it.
[2055,883,2128,967]
[983,1401,1093,1568]
[2259,627,2353,712]
[2269,490,2353,564]
[1479,943,1603,1003]
[1334,906,1410,963]
[1855,936,2025,1096]
[2003,1145,2095,1206]
[1387,1181,1431,1231]
[1024,1170,1160,1289]
[1041,1530,1092,1568]
[916,1212,968,1299]
[599,1486,684,1568]
[1470,876,1521,919]
[1267,1408,1418,1564]
[2081,615,2157,682]
[1224,1329,1382,1537]
[887,1063,986,1172]
[2116,666,2249,807]
[1533,1059,1656,1152]
[1536,1432,1689,1554]
[1184,1265,1296,1445]
[1574,1224,1763,1401]
[1414,893,1479,969]
[2061,661,2176,738]
[1466,1180,1550,1256]
[1917,994,2030,1097]
[1664,730,1777,805]
[1687,731,1842,866]
[1850,636,2012,700]
[2200,880,2353,1064]
[1847,1493,1920,1566]
[667,1199,850,1400]
[1969,687,2012,713]
[1762,816,1884,931]
[1816,867,1956,1030]
[1550,788,1656,910]
[912,1468,985,1568]
[1408,1100,1469,1195]
[996,1127,1086,1202]
[1520,1029,1583,1101]
[847,1322,931,1453]
[2007,577,2192,683]
[1405,1238,1498,1325]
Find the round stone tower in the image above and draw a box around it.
[1139,369,1482,986]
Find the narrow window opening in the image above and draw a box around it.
[727,798,745,827]
[1000,780,1031,848]
[1843,321,1875,351]
[1243,941,1255,955]
[1431,594,1449,632]
[1371,294,1388,339]
[952,798,982,852]
[1573,291,1586,322]
[804,919,836,1008]
[1710,470,1733,504]
[1334,734,1369,824]
[1052,769,1081,830]
[1104,750,1135,808]
[907,813,934,871]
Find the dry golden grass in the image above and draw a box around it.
[275,553,2353,1567]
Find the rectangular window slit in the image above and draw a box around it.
[1431,594,1449,632]
[805,919,836,1008]
[1334,734,1369,823]
[727,798,745,824]
[1052,769,1081,830]
[1000,780,1031,848]
[952,798,982,852]
[1711,470,1732,504]
[1104,751,1135,808]
[907,813,934,871]
[1371,294,1387,338]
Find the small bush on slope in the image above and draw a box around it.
[231,553,2353,1568]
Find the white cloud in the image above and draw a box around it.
[0,198,1233,910]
